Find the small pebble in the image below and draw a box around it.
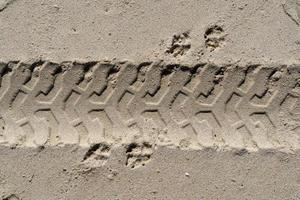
[107,174,114,180]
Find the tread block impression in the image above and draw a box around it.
[0,60,299,151]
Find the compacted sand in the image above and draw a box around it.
[0,0,300,199]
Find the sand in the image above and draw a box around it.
[0,0,299,199]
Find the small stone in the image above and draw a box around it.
[107,174,114,180]
[271,71,282,81]
[53,4,60,10]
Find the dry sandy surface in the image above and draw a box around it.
[0,0,300,199]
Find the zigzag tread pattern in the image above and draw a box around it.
[0,60,299,151]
